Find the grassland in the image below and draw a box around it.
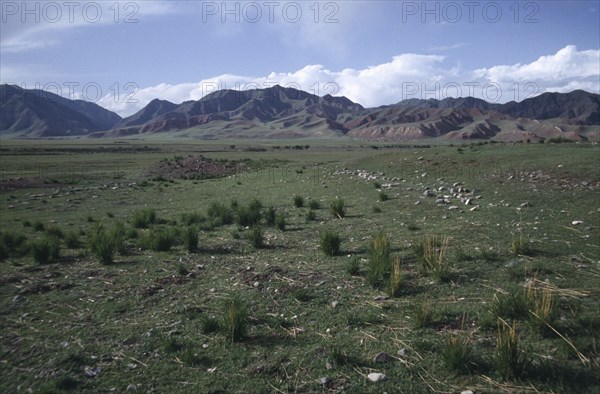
[1,139,599,393]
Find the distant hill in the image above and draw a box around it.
[0,84,121,137]
[2,83,598,141]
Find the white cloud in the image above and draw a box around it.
[63,45,600,116]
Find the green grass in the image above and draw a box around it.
[319,230,341,256]
[0,140,599,393]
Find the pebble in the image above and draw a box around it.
[448,206,459,210]
[373,352,392,363]
[461,391,474,394]
[317,377,330,385]
[331,301,339,308]
[127,384,137,391]
[368,372,387,382]
[572,220,584,225]
[398,348,406,357]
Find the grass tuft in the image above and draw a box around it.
[319,230,341,256]
[330,198,346,218]
[222,294,248,342]
[293,195,304,208]
[366,232,391,288]
[131,208,157,229]
[494,320,529,380]
[31,236,61,264]
[442,335,473,374]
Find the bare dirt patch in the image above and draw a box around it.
[145,155,247,181]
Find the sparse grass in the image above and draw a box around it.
[442,335,473,374]
[184,226,199,253]
[44,224,63,239]
[330,198,345,218]
[305,209,317,222]
[64,230,80,248]
[414,299,433,329]
[33,221,45,231]
[140,227,176,252]
[490,289,529,320]
[200,315,220,334]
[320,230,341,256]
[526,282,557,336]
[494,320,529,380]
[207,202,234,226]
[511,232,533,256]
[366,232,391,288]
[308,200,320,210]
[274,214,286,230]
[293,195,304,208]
[415,234,450,282]
[246,226,264,248]
[236,199,263,227]
[222,294,248,342]
[180,212,204,226]
[346,257,361,276]
[88,225,116,264]
[389,256,404,297]
[265,206,276,226]
[31,235,61,264]
[131,208,156,229]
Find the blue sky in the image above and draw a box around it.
[1,0,599,116]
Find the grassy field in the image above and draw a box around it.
[1,139,599,393]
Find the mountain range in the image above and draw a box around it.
[1,84,598,141]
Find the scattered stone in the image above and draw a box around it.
[572,220,584,225]
[253,281,260,288]
[127,384,137,391]
[398,348,406,357]
[373,352,392,363]
[326,362,333,370]
[368,372,387,382]
[84,366,101,378]
[461,390,474,394]
[417,156,424,161]
[374,295,389,301]
[331,301,339,308]
[12,295,24,303]
[464,198,472,205]
[582,181,590,186]
[448,205,459,210]
[435,198,446,204]
[505,258,524,268]
[520,202,531,208]
[317,377,330,385]
[423,190,436,197]
[469,206,479,211]
[414,201,421,205]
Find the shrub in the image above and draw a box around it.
[180,212,204,226]
[346,257,360,276]
[88,225,116,264]
[320,230,341,256]
[131,208,156,228]
[246,226,264,248]
[207,202,233,226]
[274,214,286,231]
[44,224,64,239]
[141,227,176,252]
[330,198,346,218]
[184,226,199,253]
[33,221,45,231]
[31,236,61,264]
[109,221,127,255]
[222,294,248,342]
[293,195,304,208]
[367,232,391,288]
[442,335,473,373]
[494,321,528,380]
[305,210,317,222]
[1,231,28,258]
[201,315,220,334]
[64,230,80,248]
[308,200,320,210]
[379,191,389,202]
[389,256,404,297]
[236,199,262,227]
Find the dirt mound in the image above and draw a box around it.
[145,155,246,181]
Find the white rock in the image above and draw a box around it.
[572,220,584,225]
[368,372,387,382]
[448,206,459,210]
[461,391,474,394]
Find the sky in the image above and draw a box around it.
[1,0,599,117]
